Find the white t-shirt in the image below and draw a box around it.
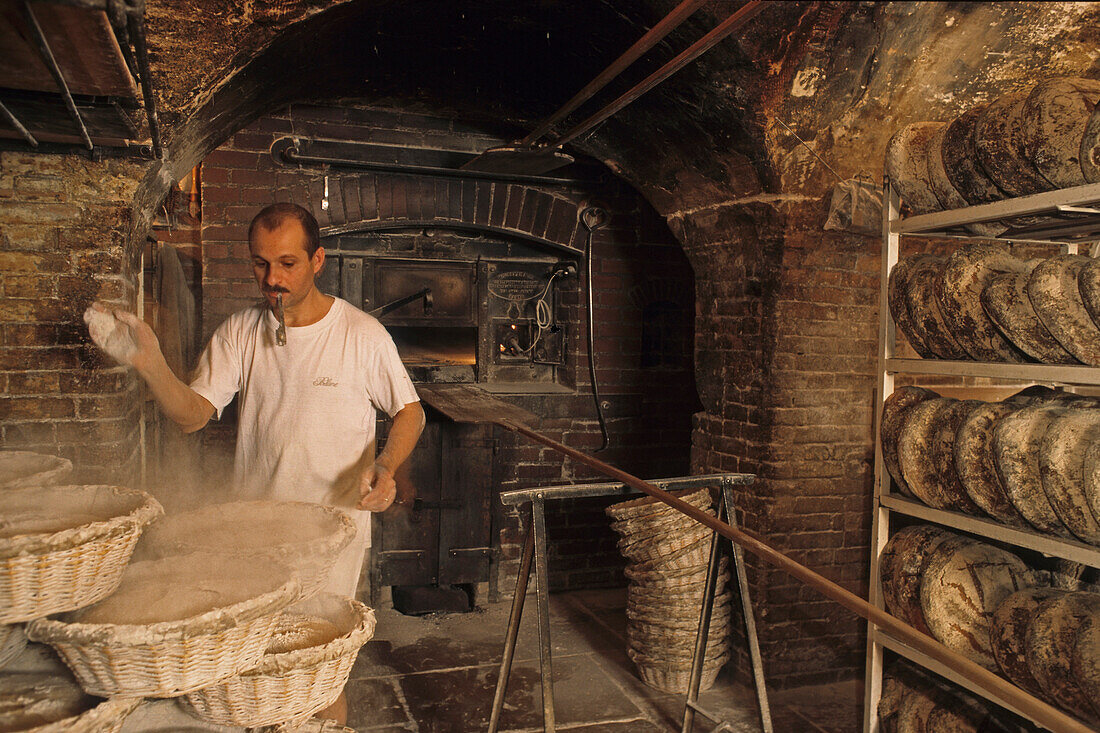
[190,296,419,594]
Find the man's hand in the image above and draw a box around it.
[357,462,397,511]
[112,309,165,373]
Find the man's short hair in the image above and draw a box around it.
[248,203,321,257]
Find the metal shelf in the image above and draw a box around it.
[894,182,1100,243]
[873,629,1099,731]
[881,493,1100,567]
[886,357,1100,386]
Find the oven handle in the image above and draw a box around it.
[368,287,433,318]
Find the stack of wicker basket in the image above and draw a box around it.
[606,487,731,693]
[0,454,378,731]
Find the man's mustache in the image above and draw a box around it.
[264,287,290,294]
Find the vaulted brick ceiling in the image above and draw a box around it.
[132,1,1100,239]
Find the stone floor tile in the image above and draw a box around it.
[344,677,410,730]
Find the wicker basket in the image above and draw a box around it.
[0,451,73,490]
[605,487,713,523]
[0,485,164,624]
[624,557,730,587]
[628,647,731,693]
[627,591,733,625]
[627,535,712,572]
[0,622,27,669]
[140,501,357,600]
[617,524,712,563]
[27,554,300,698]
[610,505,716,541]
[26,695,142,733]
[627,577,728,608]
[183,593,376,728]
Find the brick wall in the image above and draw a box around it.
[0,151,147,485]
[192,104,700,593]
[677,196,879,686]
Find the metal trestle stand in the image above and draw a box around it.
[486,473,771,733]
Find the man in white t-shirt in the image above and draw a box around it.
[101,202,424,725]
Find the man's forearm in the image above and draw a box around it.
[376,402,426,472]
[136,354,215,433]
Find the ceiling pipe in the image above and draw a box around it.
[0,101,38,147]
[518,0,707,147]
[20,0,94,150]
[548,0,764,149]
[126,0,162,159]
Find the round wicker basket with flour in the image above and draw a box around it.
[879,525,957,636]
[0,671,141,733]
[183,593,376,728]
[0,451,72,491]
[26,554,300,697]
[936,245,1031,363]
[1026,591,1100,724]
[982,268,1079,365]
[920,538,1047,671]
[1020,77,1100,189]
[1028,255,1100,366]
[1038,409,1100,545]
[881,387,939,498]
[0,485,163,624]
[990,587,1067,696]
[954,401,1028,526]
[993,404,1076,538]
[139,501,356,600]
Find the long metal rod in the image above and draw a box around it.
[20,0,93,150]
[0,101,38,147]
[548,0,764,149]
[283,146,578,186]
[126,0,161,159]
[495,418,1094,733]
[531,498,556,732]
[519,0,706,146]
[488,525,536,733]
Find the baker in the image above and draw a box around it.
[89,202,424,725]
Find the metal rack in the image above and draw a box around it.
[863,181,1100,732]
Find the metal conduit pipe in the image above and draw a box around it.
[581,206,610,451]
[126,0,162,159]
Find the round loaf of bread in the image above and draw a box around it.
[880,525,957,636]
[974,90,1055,198]
[1072,610,1100,719]
[929,399,985,514]
[885,122,945,214]
[942,104,1007,205]
[1021,77,1100,189]
[1028,255,1100,366]
[1083,101,1100,183]
[937,245,1031,362]
[991,587,1067,695]
[905,257,970,360]
[1038,408,1100,545]
[1081,441,1100,534]
[955,401,1028,525]
[993,403,1075,537]
[925,123,1004,238]
[921,538,1046,670]
[1075,257,1100,331]
[889,258,936,358]
[1027,591,1100,724]
[982,269,1079,364]
[895,683,943,733]
[899,398,960,508]
[881,386,940,497]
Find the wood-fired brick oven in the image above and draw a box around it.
[316,228,580,609]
